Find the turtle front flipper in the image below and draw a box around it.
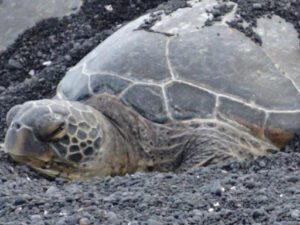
[176,122,278,172]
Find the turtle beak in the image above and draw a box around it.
[4,125,52,162]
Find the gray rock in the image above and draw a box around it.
[79,217,90,225]
[45,185,61,197]
[291,209,300,219]
[7,58,22,69]
[30,214,43,221]
[14,196,27,205]
[210,181,224,196]
[146,219,163,225]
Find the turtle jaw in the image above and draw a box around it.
[4,124,54,165]
[9,153,81,179]
[4,128,77,179]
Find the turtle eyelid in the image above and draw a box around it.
[49,122,65,137]
[33,113,66,141]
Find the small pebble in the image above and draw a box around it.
[64,55,72,61]
[30,214,43,221]
[258,160,266,167]
[146,219,163,225]
[244,181,256,189]
[45,185,61,197]
[253,3,263,9]
[0,86,5,92]
[252,209,266,219]
[106,211,118,221]
[79,217,90,225]
[213,202,220,207]
[128,221,139,225]
[104,5,113,12]
[42,61,52,66]
[14,196,26,205]
[286,176,299,183]
[28,69,35,76]
[291,209,300,218]
[210,182,225,195]
[7,58,22,69]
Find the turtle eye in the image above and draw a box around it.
[6,104,22,126]
[48,122,66,140]
[34,114,66,141]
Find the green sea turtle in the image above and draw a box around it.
[4,1,300,179]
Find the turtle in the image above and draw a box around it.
[4,0,300,179]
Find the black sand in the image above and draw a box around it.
[0,0,299,224]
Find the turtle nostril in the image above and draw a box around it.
[13,122,21,130]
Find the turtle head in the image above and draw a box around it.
[4,99,105,179]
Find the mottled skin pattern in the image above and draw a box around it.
[5,94,275,179]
